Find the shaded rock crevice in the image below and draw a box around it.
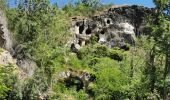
[0,23,5,48]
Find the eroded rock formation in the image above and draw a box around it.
[0,10,13,53]
[56,68,96,91]
[70,5,154,51]
[0,49,32,79]
[0,49,16,66]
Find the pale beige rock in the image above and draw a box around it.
[0,50,16,66]
[0,10,13,52]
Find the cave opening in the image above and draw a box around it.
[107,19,111,24]
[109,53,123,61]
[71,43,78,53]
[101,30,105,34]
[79,25,84,34]
[79,21,85,34]
[78,40,82,46]
[65,76,84,91]
[120,45,130,51]
[86,28,92,35]
[76,22,80,26]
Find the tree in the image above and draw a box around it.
[147,0,170,99]
[81,0,101,9]
[0,0,6,10]
[6,0,70,99]
[0,64,17,99]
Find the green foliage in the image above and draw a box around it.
[81,0,102,9]
[78,44,124,61]
[50,83,88,100]
[2,0,170,99]
[153,0,169,10]
[7,0,70,79]
[89,35,99,45]
[5,0,72,99]
[92,58,125,100]
[62,3,95,17]
[109,49,124,61]
[0,48,3,53]
[148,0,170,98]
[22,70,48,100]
[0,64,17,99]
[0,66,11,98]
[0,0,6,10]
[62,0,111,17]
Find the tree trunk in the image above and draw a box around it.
[130,47,134,78]
[150,47,156,93]
[163,51,170,100]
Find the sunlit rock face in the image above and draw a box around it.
[0,49,16,66]
[70,5,154,51]
[13,44,37,76]
[0,49,35,79]
[0,10,13,53]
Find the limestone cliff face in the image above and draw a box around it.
[70,5,154,51]
[0,10,13,53]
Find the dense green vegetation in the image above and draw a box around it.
[0,0,170,100]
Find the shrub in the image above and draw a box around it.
[0,64,18,99]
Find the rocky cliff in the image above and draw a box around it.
[0,10,13,53]
[70,5,154,51]
[0,5,155,87]
[0,10,36,77]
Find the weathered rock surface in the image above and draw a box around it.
[70,5,154,51]
[0,48,36,79]
[0,49,16,66]
[0,49,24,80]
[0,10,14,53]
[56,68,96,91]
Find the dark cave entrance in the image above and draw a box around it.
[65,76,84,91]
[78,40,82,46]
[101,30,105,35]
[0,24,5,48]
[86,28,92,35]
[107,19,111,24]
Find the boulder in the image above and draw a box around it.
[0,49,16,66]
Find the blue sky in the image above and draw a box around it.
[9,0,155,8]
[51,0,155,8]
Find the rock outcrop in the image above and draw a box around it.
[56,68,96,91]
[0,49,16,66]
[0,49,27,80]
[70,5,154,51]
[0,10,13,53]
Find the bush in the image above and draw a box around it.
[109,49,124,61]
[92,58,127,100]
[0,64,18,99]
